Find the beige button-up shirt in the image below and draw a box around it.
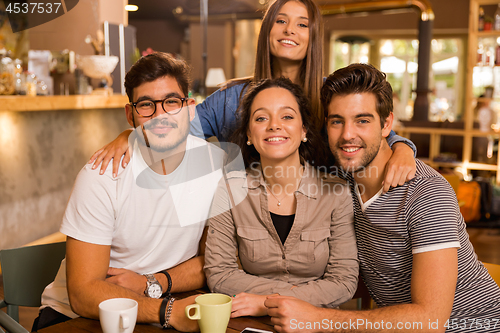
[204,162,359,308]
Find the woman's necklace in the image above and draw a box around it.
[263,166,303,208]
[264,183,288,207]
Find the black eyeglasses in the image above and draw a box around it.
[131,97,189,117]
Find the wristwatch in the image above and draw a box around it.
[144,274,162,299]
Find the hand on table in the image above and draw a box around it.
[231,292,270,318]
[172,295,200,332]
[105,267,146,295]
[265,295,324,333]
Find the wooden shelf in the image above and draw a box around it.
[0,94,129,112]
[395,126,499,138]
[394,122,499,181]
[477,30,500,37]
[420,159,497,171]
[420,158,463,168]
[462,0,500,183]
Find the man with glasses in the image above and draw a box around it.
[34,53,228,331]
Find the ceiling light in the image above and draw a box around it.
[125,5,138,11]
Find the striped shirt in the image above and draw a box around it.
[346,159,500,332]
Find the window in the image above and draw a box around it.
[330,36,464,122]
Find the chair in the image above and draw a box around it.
[352,274,373,310]
[483,262,500,287]
[0,242,66,333]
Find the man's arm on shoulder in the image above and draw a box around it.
[266,248,458,333]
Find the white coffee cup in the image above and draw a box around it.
[99,298,138,333]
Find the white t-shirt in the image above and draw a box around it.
[41,135,224,318]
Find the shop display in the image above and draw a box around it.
[479,6,486,31]
[0,56,15,95]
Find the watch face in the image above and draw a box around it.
[148,283,162,298]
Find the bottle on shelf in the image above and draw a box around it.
[496,43,500,66]
[478,43,483,65]
[495,4,500,30]
[486,47,493,66]
[478,42,485,65]
[479,6,485,31]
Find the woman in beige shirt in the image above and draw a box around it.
[204,77,359,318]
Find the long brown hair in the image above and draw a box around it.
[254,0,324,128]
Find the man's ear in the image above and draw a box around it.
[187,98,196,122]
[125,103,135,127]
[382,112,394,138]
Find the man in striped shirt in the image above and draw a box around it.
[265,63,500,332]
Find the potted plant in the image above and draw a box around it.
[485,16,494,31]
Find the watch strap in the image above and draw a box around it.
[145,273,157,284]
[144,273,161,298]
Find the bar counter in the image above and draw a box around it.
[0,94,129,112]
[0,94,130,250]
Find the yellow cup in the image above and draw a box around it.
[185,293,232,333]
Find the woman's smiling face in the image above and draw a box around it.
[247,87,306,164]
[269,1,310,63]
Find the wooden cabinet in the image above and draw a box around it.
[466,0,500,183]
[396,0,500,184]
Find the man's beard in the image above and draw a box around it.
[332,139,381,174]
[139,116,189,153]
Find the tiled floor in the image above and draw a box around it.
[1,227,499,331]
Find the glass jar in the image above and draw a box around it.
[13,59,25,95]
[36,80,48,96]
[0,56,15,95]
[25,72,37,97]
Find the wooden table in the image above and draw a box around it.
[37,290,276,333]
[37,315,276,333]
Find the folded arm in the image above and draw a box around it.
[106,227,208,295]
[204,183,358,308]
[66,237,161,322]
[266,248,458,333]
[66,237,200,331]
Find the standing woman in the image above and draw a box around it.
[89,0,416,190]
[204,77,359,318]
[193,0,324,140]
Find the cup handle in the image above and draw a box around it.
[120,314,130,329]
[185,304,201,320]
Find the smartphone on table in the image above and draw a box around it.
[240,328,273,333]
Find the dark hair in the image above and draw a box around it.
[321,63,393,127]
[253,0,324,128]
[232,77,326,168]
[125,52,191,102]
